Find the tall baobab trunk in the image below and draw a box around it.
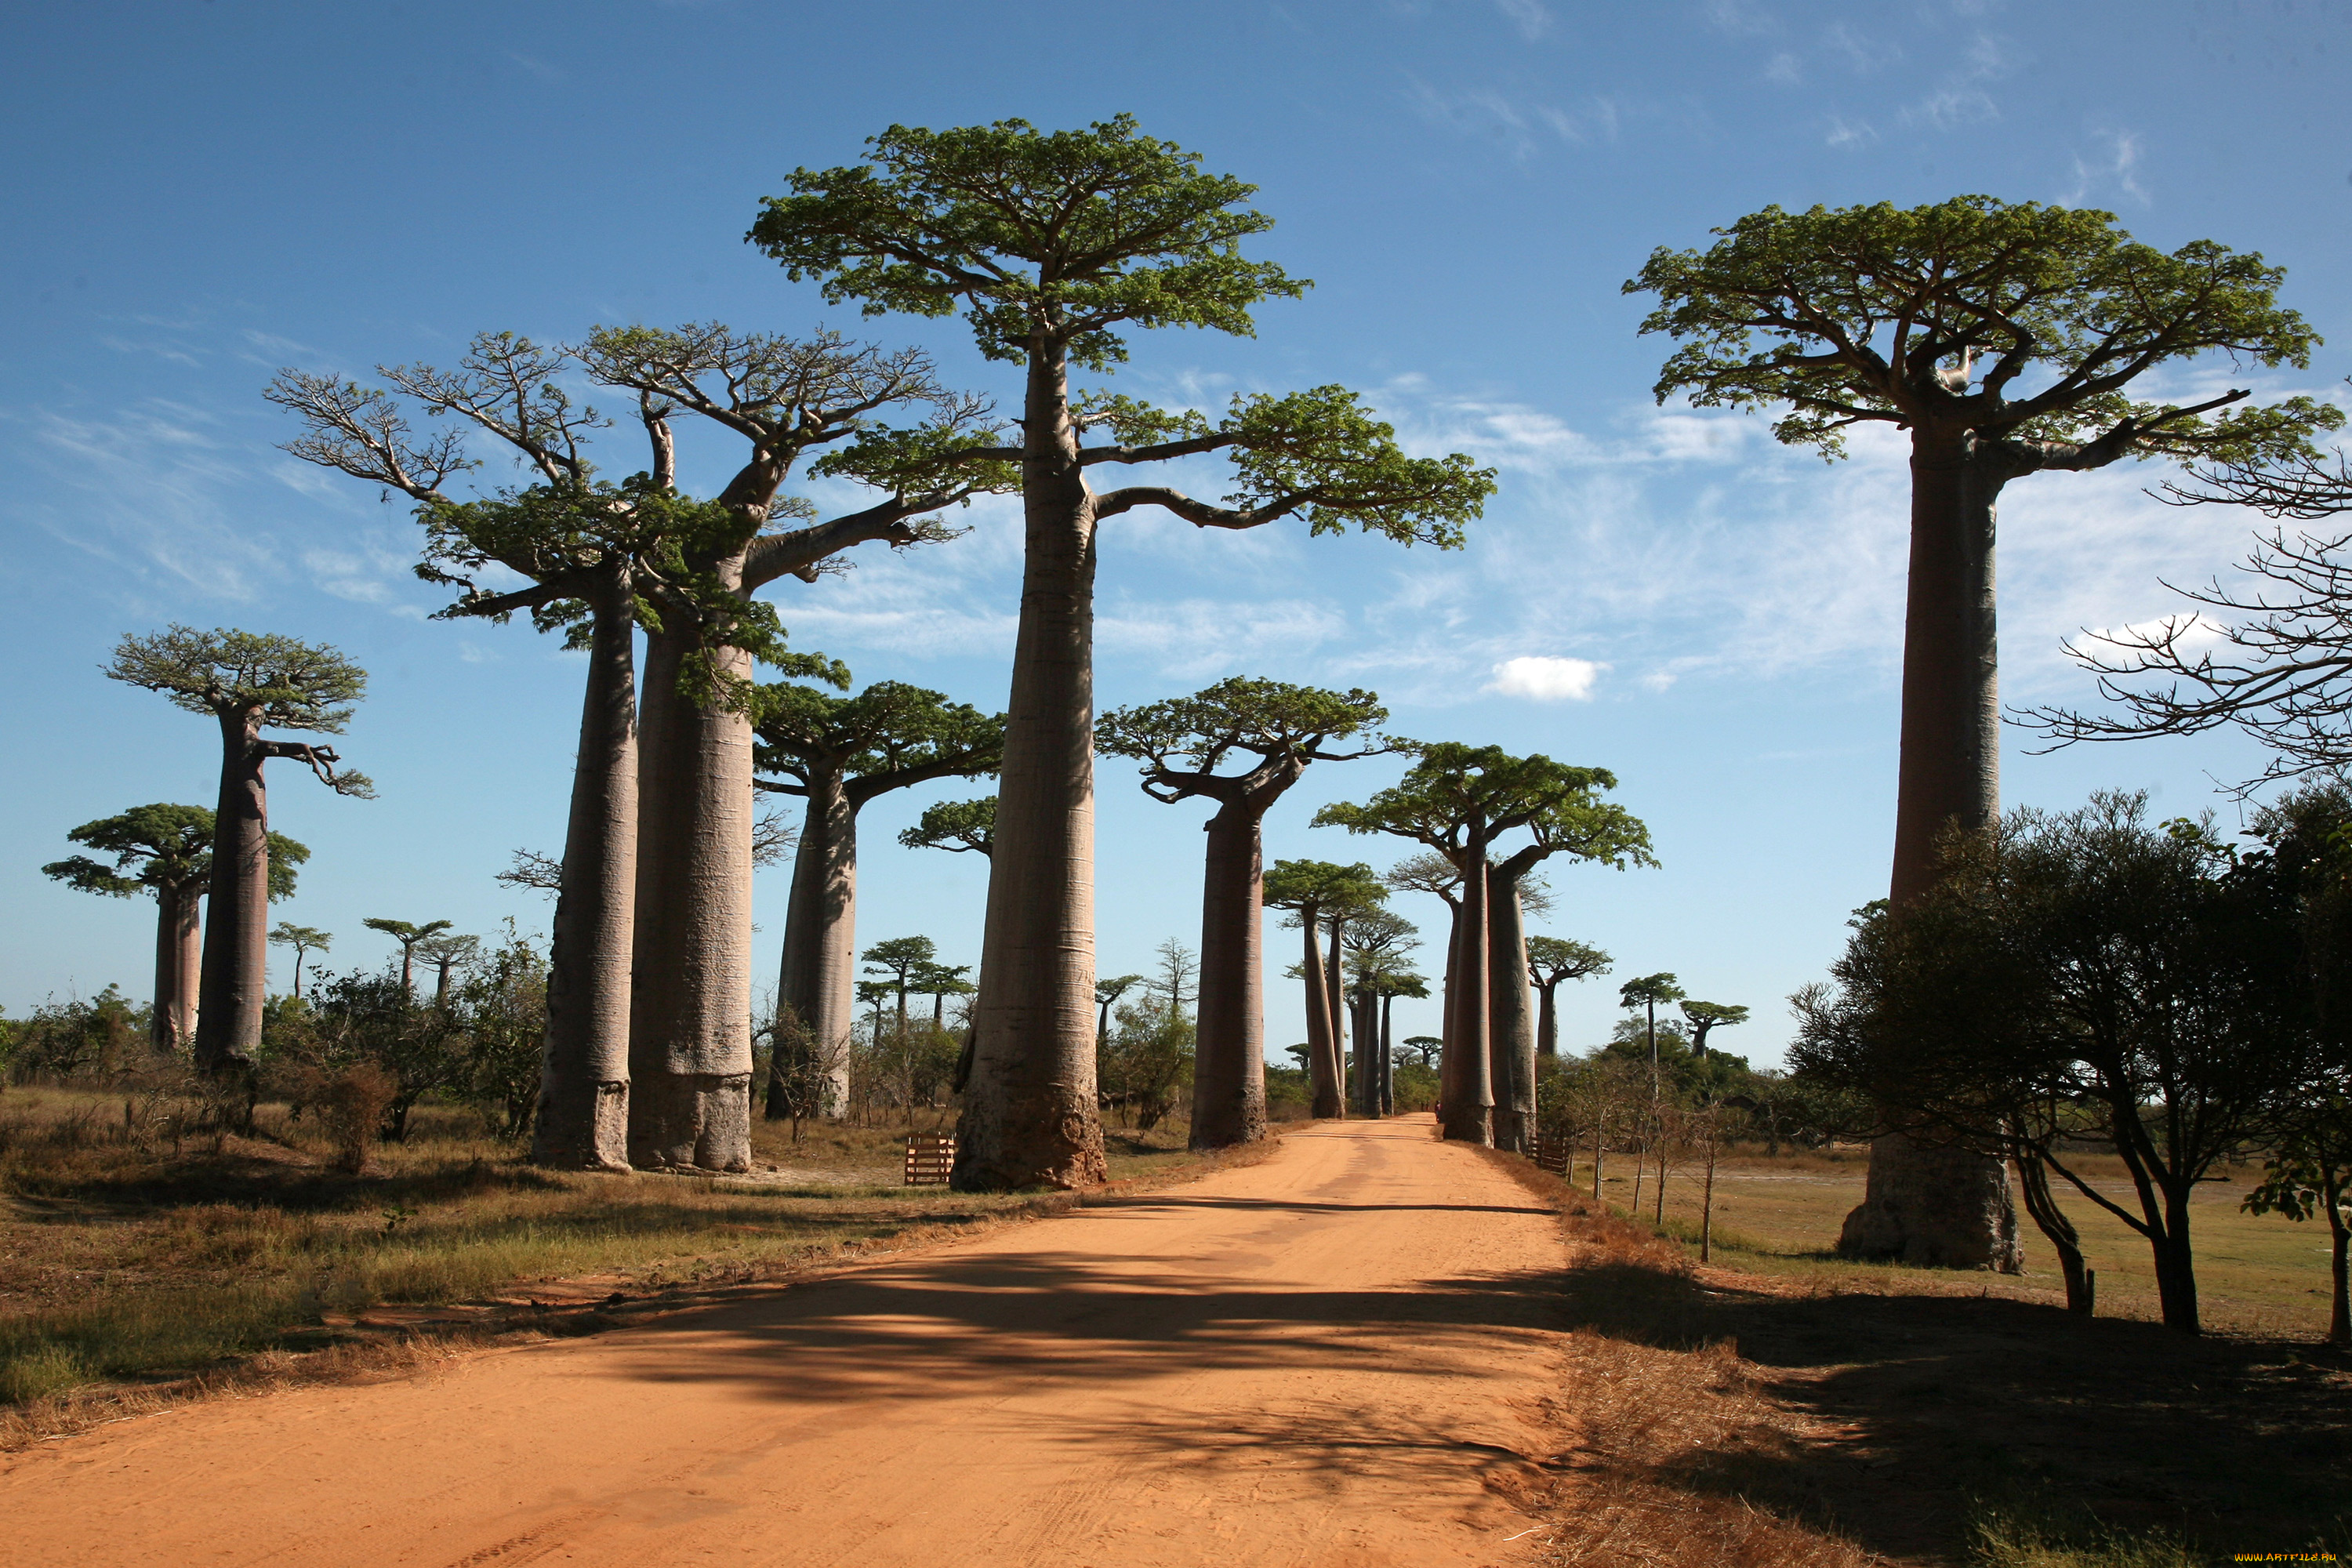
[194,710,270,1073]
[956,342,1105,1189]
[1353,985,1381,1118]
[1316,912,1347,1119]
[1190,798,1269,1149]
[152,879,201,1053]
[533,583,637,1172]
[1486,873,1536,1153]
[771,764,859,1120]
[1840,437,2022,1270]
[1535,978,1559,1058]
[1377,992,1395,1113]
[628,623,756,1173]
[1440,834,1492,1145]
[1298,914,1338,1116]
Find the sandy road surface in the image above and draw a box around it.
[2,1117,1569,1568]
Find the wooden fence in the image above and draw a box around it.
[904,1134,956,1186]
[1530,1134,1572,1178]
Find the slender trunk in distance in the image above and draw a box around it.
[956,341,1105,1190]
[1191,798,1269,1149]
[1319,913,1346,1119]
[1300,916,1338,1119]
[532,583,638,1171]
[152,880,201,1054]
[1536,979,1559,1058]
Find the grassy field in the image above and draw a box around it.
[1566,1144,2339,1339]
[0,1083,1214,1432]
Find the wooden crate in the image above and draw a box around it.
[904,1134,956,1186]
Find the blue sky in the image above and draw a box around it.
[5,0,2348,1067]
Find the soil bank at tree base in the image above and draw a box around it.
[0,1120,1568,1566]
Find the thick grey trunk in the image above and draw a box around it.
[628,623,755,1172]
[772,765,858,1120]
[1190,800,1269,1149]
[1298,916,1335,1110]
[1535,982,1559,1058]
[193,710,267,1073]
[1486,871,1535,1153]
[532,585,637,1172]
[1353,984,1381,1117]
[956,342,1105,1190]
[1847,434,2018,1265]
[1440,837,1492,1145]
[1377,993,1394,1113]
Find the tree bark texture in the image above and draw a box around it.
[1440,837,1493,1145]
[1298,916,1336,1116]
[194,710,270,1073]
[1377,994,1394,1114]
[1486,872,1535,1153]
[152,880,201,1054]
[628,626,755,1172]
[956,343,1106,1190]
[532,586,637,1172]
[771,764,858,1120]
[1352,988,1381,1118]
[1190,800,1269,1149]
[1844,434,2021,1268]
[1316,913,1347,1120]
[1535,980,1559,1058]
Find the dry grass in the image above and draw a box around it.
[0,1083,1223,1444]
[1488,1152,2352,1567]
[1565,1145,2339,1341]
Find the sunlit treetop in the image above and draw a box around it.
[1628,195,2339,463]
[750,114,1305,372]
[106,626,366,733]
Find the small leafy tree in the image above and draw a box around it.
[363,918,454,999]
[1679,1000,1749,1058]
[1525,935,1610,1060]
[1098,678,1390,1147]
[106,628,372,1074]
[757,683,1002,1118]
[269,923,331,1002]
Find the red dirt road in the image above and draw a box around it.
[1,1118,1569,1567]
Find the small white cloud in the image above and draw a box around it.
[1488,655,1606,701]
[1763,51,1801,85]
[2062,129,2148,207]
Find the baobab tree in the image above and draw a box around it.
[365,918,453,998]
[44,806,304,1052]
[1095,974,1145,1041]
[1526,935,1610,1058]
[900,796,996,858]
[1339,908,1419,1119]
[1098,679,1392,1148]
[756,681,1004,1117]
[273,334,739,1172]
[1319,746,1640,1145]
[418,933,479,1007]
[106,628,371,1073]
[915,960,975,1028]
[268,923,330,1003]
[1631,195,2335,1265]
[1483,804,1653,1151]
[1261,860,1386,1121]
[575,324,1010,1171]
[753,115,1494,1189]
[1681,999,1750,1058]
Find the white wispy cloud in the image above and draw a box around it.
[1902,32,2007,129]
[2062,129,2149,207]
[1825,116,1878,149]
[1494,0,1552,41]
